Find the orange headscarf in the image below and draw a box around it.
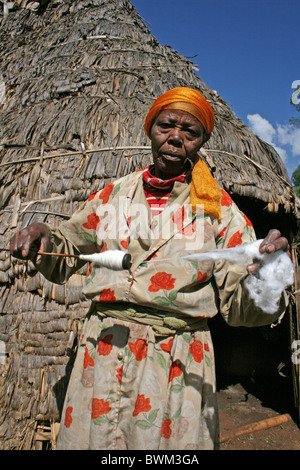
[144,87,222,221]
[144,87,215,136]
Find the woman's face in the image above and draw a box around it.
[150,109,209,179]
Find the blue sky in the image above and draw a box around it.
[131,0,300,179]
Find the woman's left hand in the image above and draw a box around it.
[248,229,291,274]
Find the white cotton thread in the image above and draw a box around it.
[183,239,294,314]
[79,250,132,271]
[183,239,264,264]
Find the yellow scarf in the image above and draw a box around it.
[190,157,222,221]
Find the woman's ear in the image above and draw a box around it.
[203,132,210,144]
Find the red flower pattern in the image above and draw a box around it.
[160,338,174,353]
[88,191,97,201]
[220,189,233,207]
[128,339,147,361]
[91,398,111,419]
[148,272,176,292]
[86,263,92,278]
[133,394,151,416]
[100,242,107,252]
[161,419,172,439]
[168,360,183,382]
[120,239,128,249]
[189,340,204,363]
[116,365,123,385]
[99,288,116,302]
[196,271,207,283]
[83,347,94,368]
[216,226,227,239]
[82,213,100,230]
[97,334,113,356]
[227,230,243,248]
[244,213,253,227]
[99,183,114,204]
[64,406,73,428]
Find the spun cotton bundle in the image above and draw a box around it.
[184,240,294,314]
[79,250,132,271]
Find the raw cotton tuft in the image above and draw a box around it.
[184,240,294,314]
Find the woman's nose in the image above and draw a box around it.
[168,127,183,146]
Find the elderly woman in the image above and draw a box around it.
[10,87,289,450]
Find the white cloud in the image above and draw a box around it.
[277,124,300,157]
[247,113,300,164]
[274,146,288,163]
[247,113,276,143]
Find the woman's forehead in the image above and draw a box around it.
[156,108,202,126]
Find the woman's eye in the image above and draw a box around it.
[185,129,197,137]
[159,122,172,129]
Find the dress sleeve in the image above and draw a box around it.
[36,193,103,284]
[213,196,288,327]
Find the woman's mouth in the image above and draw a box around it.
[160,153,183,162]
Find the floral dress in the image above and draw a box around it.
[58,314,217,450]
[36,166,286,450]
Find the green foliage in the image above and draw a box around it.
[292,164,300,188]
[289,116,300,128]
[292,166,300,197]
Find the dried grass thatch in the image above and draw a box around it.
[0,0,299,449]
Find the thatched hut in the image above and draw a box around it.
[0,0,299,449]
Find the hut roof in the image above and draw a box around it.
[0,0,298,449]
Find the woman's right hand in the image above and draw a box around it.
[10,222,52,265]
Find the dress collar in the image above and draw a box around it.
[142,159,194,191]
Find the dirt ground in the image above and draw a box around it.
[217,375,300,450]
[208,311,300,451]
